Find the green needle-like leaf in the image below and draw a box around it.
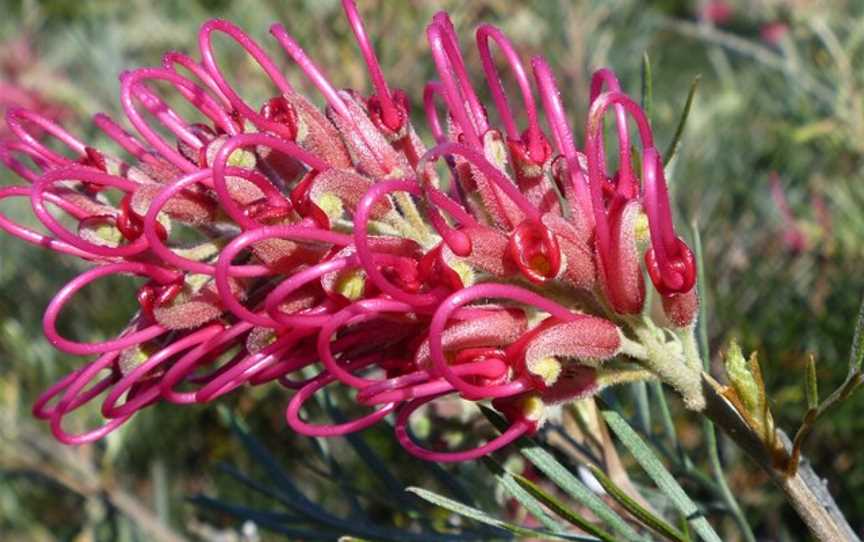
[510,472,615,542]
[642,51,654,120]
[480,458,564,533]
[805,356,819,409]
[664,76,700,166]
[603,411,722,542]
[849,293,864,375]
[480,407,647,541]
[407,487,588,541]
[587,465,687,542]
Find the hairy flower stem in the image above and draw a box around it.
[631,321,705,410]
[701,373,860,542]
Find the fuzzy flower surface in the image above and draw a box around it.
[0,1,702,461]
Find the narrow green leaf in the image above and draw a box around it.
[407,487,567,541]
[849,293,864,375]
[663,76,700,166]
[602,410,722,542]
[480,407,647,541]
[587,465,687,542]
[805,356,819,409]
[481,458,564,533]
[511,473,615,542]
[230,420,463,542]
[691,222,709,367]
[641,52,654,121]
[632,381,652,434]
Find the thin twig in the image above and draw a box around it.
[701,374,860,542]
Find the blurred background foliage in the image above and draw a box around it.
[1,0,863,540]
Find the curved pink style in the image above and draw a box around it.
[395,393,532,462]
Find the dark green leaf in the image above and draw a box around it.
[587,465,687,542]
[480,407,646,541]
[511,472,615,542]
[664,76,700,166]
[603,411,722,542]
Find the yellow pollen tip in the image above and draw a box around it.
[483,133,509,170]
[634,211,650,246]
[227,148,257,169]
[520,394,545,422]
[315,192,344,221]
[450,260,475,287]
[527,356,562,387]
[335,269,365,301]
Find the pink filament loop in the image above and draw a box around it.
[422,82,469,206]
[641,147,695,294]
[429,283,591,400]
[120,67,234,171]
[49,350,134,445]
[125,77,205,148]
[197,327,311,402]
[131,66,239,136]
[33,351,117,420]
[476,24,545,162]
[285,354,396,437]
[269,24,391,170]
[43,262,178,355]
[142,168,272,277]
[423,142,541,222]
[317,297,414,389]
[588,69,632,196]
[585,90,654,206]
[198,19,295,136]
[0,186,94,258]
[260,341,328,387]
[585,91,655,268]
[91,113,158,165]
[358,358,508,406]
[422,82,448,144]
[353,179,449,306]
[30,166,150,258]
[120,75,199,172]
[211,132,327,229]
[426,16,487,149]
[0,139,49,182]
[268,24,351,120]
[412,165,476,256]
[263,256,353,326]
[214,224,352,327]
[394,392,532,462]
[101,323,226,418]
[531,56,592,221]
[5,107,87,165]
[424,189,476,257]
[342,0,402,131]
[162,51,234,111]
[159,320,254,403]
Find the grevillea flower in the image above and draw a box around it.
[769,172,807,253]
[0,1,704,461]
[0,36,69,140]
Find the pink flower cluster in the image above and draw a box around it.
[0,2,697,461]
